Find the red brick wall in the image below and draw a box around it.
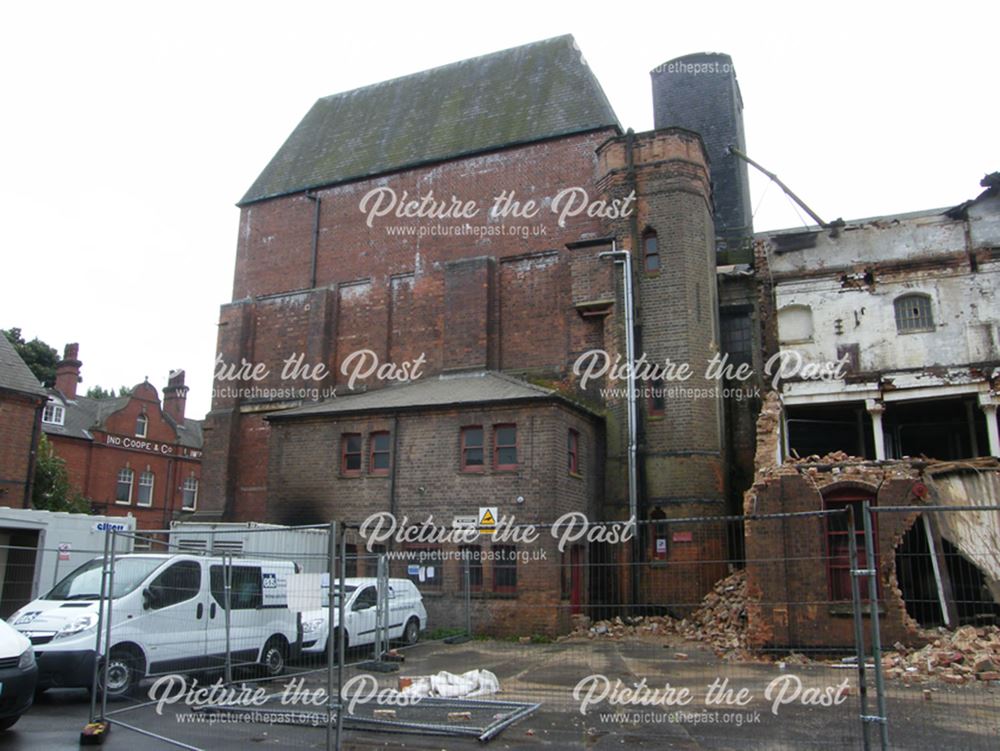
[0,392,42,505]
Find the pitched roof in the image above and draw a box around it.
[41,393,203,449]
[0,334,46,398]
[239,34,620,205]
[268,371,596,420]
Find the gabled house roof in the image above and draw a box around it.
[239,34,620,205]
[0,334,46,398]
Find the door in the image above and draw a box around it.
[348,585,377,645]
[139,559,207,673]
[207,563,264,666]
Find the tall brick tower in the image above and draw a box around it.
[651,53,753,254]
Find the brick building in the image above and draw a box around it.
[42,344,203,529]
[201,35,742,629]
[0,334,47,506]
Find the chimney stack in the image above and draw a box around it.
[55,343,82,399]
[163,369,188,423]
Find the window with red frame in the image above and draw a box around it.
[568,429,580,474]
[492,545,517,593]
[824,490,877,601]
[341,433,362,475]
[643,229,660,272]
[460,426,484,471]
[370,431,390,475]
[493,424,518,469]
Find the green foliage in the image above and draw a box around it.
[3,328,58,387]
[32,435,91,514]
[86,385,133,399]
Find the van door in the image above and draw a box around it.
[207,563,264,667]
[348,585,377,646]
[139,559,207,674]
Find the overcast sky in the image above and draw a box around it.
[2,1,996,418]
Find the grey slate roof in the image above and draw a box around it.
[239,34,620,205]
[269,371,593,420]
[42,393,203,449]
[0,334,46,398]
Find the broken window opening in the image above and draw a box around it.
[786,403,873,459]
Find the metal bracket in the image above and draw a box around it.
[861,715,888,724]
[851,569,877,577]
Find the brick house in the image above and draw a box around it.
[42,344,203,530]
[201,35,739,625]
[0,334,47,506]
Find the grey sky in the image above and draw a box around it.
[2,1,995,417]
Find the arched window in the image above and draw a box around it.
[643,229,660,272]
[116,468,134,504]
[135,413,148,438]
[894,293,934,333]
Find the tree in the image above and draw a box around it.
[86,385,132,399]
[32,435,91,514]
[2,327,58,387]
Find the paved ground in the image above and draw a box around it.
[7,638,999,749]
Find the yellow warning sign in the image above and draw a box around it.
[478,507,498,535]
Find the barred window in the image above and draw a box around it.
[894,294,934,333]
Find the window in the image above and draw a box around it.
[181,475,198,510]
[493,424,518,470]
[115,468,134,504]
[135,413,148,438]
[824,490,877,601]
[649,390,666,417]
[643,229,660,272]
[777,305,814,344]
[568,429,580,474]
[147,560,201,610]
[492,545,517,594]
[460,426,484,471]
[210,565,263,610]
[341,433,362,475]
[720,310,753,367]
[894,294,934,333]
[42,401,65,425]
[404,547,443,589]
[459,546,482,591]
[137,470,155,507]
[353,586,377,611]
[370,431,391,475]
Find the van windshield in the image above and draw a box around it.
[45,557,167,601]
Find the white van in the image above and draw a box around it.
[7,554,300,697]
[300,578,426,656]
[0,620,37,730]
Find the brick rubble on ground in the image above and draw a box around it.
[881,625,1000,685]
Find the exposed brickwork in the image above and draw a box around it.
[0,391,43,505]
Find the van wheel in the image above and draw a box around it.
[102,647,143,698]
[0,715,20,731]
[261,637,287,678]
[402,618,420,646]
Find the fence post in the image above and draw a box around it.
[223,552,233,685]
[325,521,337,751]
[99,529,119,721]
[88,527,112,723]
[464,554,472,639]
[335,524,347,751]
[847,506,871,751]
[862,502,890,749]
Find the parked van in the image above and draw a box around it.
[0,620,37,730]
[300,578,426,655]
[7,554,300,696]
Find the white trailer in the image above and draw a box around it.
[168,521,330,574]
[0,507,135,619]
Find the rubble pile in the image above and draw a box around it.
[881,625,1000,685]
[568,571,759,659]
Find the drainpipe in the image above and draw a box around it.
[306,191,321,289]
[599,244,639,607]
[388,416,400,521]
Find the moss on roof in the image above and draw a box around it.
[239,34,620,205]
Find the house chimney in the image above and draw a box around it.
[55,343,82,399]
[163,369,188,423]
